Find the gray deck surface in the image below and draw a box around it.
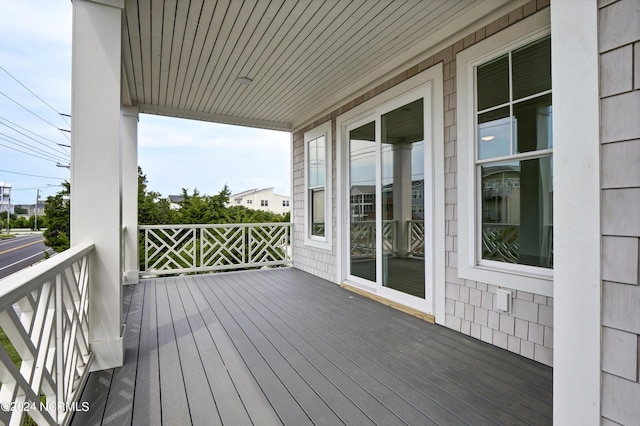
[72,268,552,425]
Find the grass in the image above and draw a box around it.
[0,234,16,240]
[1,328,40,426]
[0,327,21,368]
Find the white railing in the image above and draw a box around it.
[140,223,292,275]
[0,243,93,425]
[350,221,396,258]
[409,220,425,256]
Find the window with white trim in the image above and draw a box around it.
[476,35,552,268]
[457,11,553,296]
[304,122,332,249]
[282,200,289,207]
[261,200,268,207]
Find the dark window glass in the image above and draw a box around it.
[477,55,509,111]
[512,36,551,100]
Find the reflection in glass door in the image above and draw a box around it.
[346,97,427,300]
[349,121,376,283]
[381,99,425,298]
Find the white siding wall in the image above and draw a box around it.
[599,0,640,424]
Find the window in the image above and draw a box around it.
[247,199,252,204]
[235,199,242,204]
[457,10,552,296]
[282,200,290,207]
[261,200,268,207]
[477,36,552,268]
[304,122,332,249]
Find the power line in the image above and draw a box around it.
[0,169,67,179]
[0,117,70,157]
[0,90,71,141]
[0,65,71,127]
[0,133,69,162]
[12,185,62,191]
[0,139,65,163]
[0,124,70,160]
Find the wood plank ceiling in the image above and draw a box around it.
[122,0,509,131]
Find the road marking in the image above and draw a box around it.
[0,239,45,255]
[0,249,53,272]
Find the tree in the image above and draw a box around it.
[138,167,173,225]
[43,181,71,252]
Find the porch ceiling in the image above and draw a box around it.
[122,0,514,131]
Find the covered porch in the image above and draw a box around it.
[72,268,552,425]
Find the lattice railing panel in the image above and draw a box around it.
[482,225,519,264]
[0,243,93,425]
[145,227,197,272]
[201,227,246,268]
[409,221,425,256]
[382,221,395,253]
[140,224,292,275]
[350,221,376,258]
[249,225,290,265]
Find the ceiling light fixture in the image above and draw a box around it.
[237,77,253,85]
[481,135,495,141]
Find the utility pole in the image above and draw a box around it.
[35,189,39,230]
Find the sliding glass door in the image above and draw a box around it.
[381,99,425,298]
[346,95,429,302]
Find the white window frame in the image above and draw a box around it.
[457,9,553,297]
[304,121,332,250]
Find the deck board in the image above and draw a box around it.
[284,269,551,422]
[257,269,552,424]
[165,278,222,426]
[155,278,191,425]
[72,268,553,425]
[131,278,161,426]
[102,283,144,425]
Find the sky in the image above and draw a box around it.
[0,0,291,207]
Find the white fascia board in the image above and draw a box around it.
[138,103,292,132]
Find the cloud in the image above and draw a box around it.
[138,115,290,197]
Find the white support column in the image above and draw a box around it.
[551,0,601,423]
[122,106,139,285]
[392,144,412,257]
[71,0,125,371]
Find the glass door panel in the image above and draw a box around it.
[349,121,376,283]
[381,99,426,298]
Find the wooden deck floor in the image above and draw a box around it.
[72,268,552,425]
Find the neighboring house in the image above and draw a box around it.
[0,182,11,213]
[60,1,639,423]
[14,201,45,218]
[227,187,291,215]
[167,194,184,210]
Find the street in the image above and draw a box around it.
[0,234,52,280]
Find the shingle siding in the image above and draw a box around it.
[599,1,640,424]
[291,1,553,366]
